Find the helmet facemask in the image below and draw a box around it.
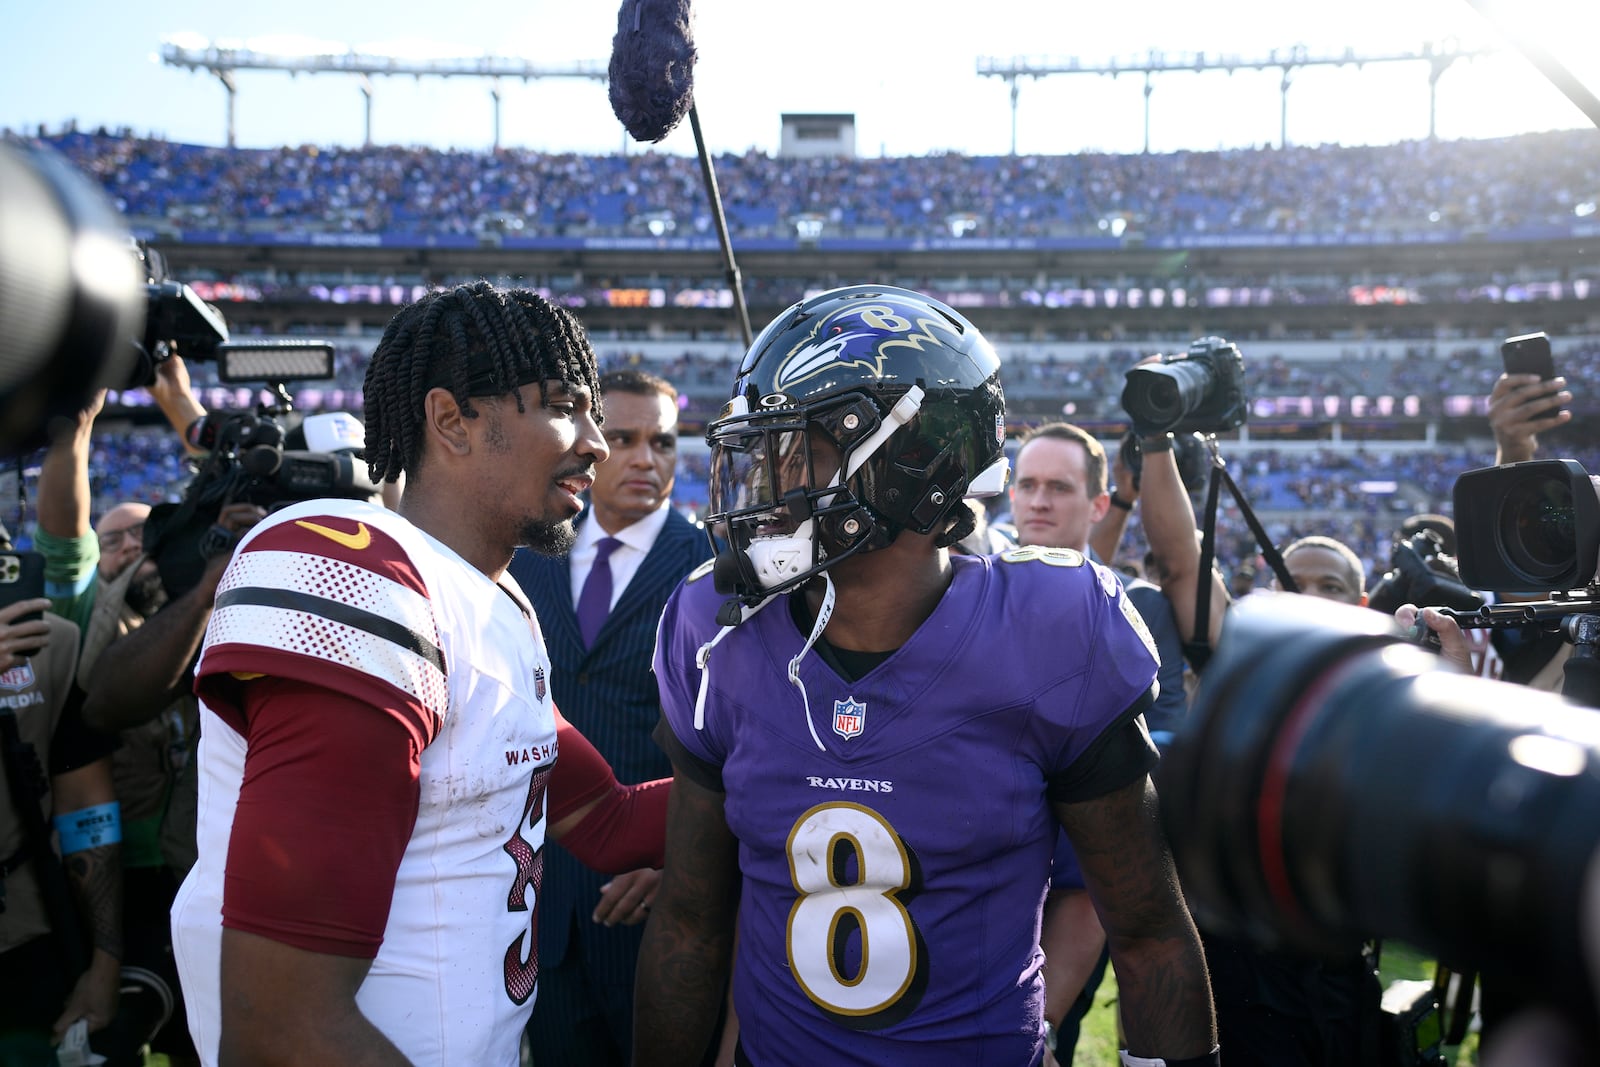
[707,386,942,604]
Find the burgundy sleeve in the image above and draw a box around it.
[222,676,427,958]
[549,708,670,874]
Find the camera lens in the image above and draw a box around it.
[1161,592,1600,1025]
[1121,360,1213,436]
[0,143,143,454]
[1500,474,1576,582]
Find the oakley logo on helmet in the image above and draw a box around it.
[774,300,963,390]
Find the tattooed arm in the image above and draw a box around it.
[633,767,740,1067]
[1056,776,1216,1060]
[50,755,123,1042]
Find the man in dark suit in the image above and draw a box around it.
[512,368,712,1066]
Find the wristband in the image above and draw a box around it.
[1120,1048,1221,1067]
[1138,433,1175,453]
[1109,491,1135,511]
[54,802,121,854]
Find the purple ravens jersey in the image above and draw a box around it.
[654,547,1159,1065]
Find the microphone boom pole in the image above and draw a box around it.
[688,104,752,347]
[606,0,751,347]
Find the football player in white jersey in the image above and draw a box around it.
[172,281,670,1066]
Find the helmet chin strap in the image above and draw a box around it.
[691,570,835,752]
[786,571,835,751]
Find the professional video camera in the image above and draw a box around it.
[143,341,378,598]
[1452,459,1598,596]
[1429,459,1600,699]
[1160,591,1600,1034]
[129,240,231,390]
[1365,529,1484,617]
[1120,335,1249,438]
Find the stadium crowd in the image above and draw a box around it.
[97,335,1600,425]
[30,421,1599,602]
[24,126,1600,239]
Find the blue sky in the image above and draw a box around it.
[5,0,1596,156]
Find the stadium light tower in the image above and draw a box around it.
[977,42,1497,155]
[160,40,608,148]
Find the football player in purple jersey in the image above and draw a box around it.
[635,286,1216,1067]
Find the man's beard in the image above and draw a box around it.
[519,516,577,557]
[125,566,169,618]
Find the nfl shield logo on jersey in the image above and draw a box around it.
[832,696,866,740]
[0,662,34,691]
[533,666,547,702]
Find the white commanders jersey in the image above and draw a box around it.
[172,498,559,1066]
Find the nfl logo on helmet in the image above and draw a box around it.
[832,696,866,740]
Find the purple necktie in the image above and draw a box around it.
[577,537,621,647]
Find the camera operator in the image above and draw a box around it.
[1489,368,1572,466]
[1119,340,1390,1065]
[1369,513,1505,681]
[1130,429,1230,653]
[1280,535,1366,605]
[1394,605,1472,674]
[1142,436,1385,1065]
[36,372,258,1067]
[78,504,264,870]
[1478,369,1583,693]
[0,551,123,1065]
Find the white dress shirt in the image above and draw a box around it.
[568,503,671,613]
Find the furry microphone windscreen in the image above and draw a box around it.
[608,0,697,143]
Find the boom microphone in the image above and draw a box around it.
[608,0,697,143]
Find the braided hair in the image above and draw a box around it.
[363,281,603,484]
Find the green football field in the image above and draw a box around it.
[1073,941,1481,1066]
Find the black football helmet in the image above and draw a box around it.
[705,285,1009,605]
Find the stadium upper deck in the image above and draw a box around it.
[18,125,1598,446]
[40,127,1599,247]
[24,126,1592,342]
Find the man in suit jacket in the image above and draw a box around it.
[511,368,712,1066]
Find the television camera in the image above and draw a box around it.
[1432,460,1600,703]
[129,240,231,390]
[143,340,378,599]
[1365,528,1484,617]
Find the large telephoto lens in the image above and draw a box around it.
[1159,592,1600,1027]
[0,142,142,454]
[1121,358,1213,436]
